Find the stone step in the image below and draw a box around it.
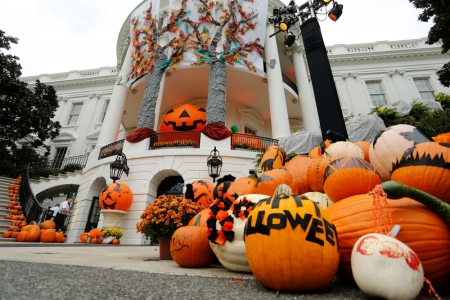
[0,237,17,242]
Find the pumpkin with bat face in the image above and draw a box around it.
[227,177,256,196]
[254,169,294,196]
[158,103,206,133]
[99,183,133,211]
[259,146,286,171]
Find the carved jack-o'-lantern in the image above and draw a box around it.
[99,182,133,211]
[191,180,215,207]
[158,103,206,133]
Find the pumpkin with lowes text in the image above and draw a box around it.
[99,182,133,211]
[326,194,450,287]
[322,157,382,202]
[368,124,432,181]
[170,226,216,268]
[254,168,294,196]
[244,193,340,292]
[259,145,286,171]
[391,142,450,203]
[158,103,206,133]
[351,232,423,300]
[190,180,214,207]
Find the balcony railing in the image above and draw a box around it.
[29,153,90,180]
[231,133,278,152]
[149,132,201,150]
[98,139,125,159]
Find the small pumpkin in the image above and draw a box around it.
[2,231,12,238]
[16,231,28,242]
[55,230,65,243]
[244,193,340,291]
[42,219,56,230]
[170,226,216,268]
[89,228,102,239]
[26,223,41,242]
[112,238,120,244]
[40,228,56,243]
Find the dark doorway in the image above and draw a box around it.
[84,196,101,232]
[157,176,184,197]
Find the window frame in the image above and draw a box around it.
[413,78,435,100]
[67,102,84,126]
[365,81,388,107]
[99,99,110,123]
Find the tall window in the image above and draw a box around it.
[366,82,387,107]
[100,100,110,123]
[68,103,83,125]
[414,78,434,100]
[52,147,67,169]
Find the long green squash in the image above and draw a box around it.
[380,181,450,226]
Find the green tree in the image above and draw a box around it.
[0,30,61,178]
[409,0,450,87]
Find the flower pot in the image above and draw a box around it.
[158,235,173,260]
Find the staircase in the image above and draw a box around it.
[0,176,19,242]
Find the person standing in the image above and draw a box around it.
[49,204,60,218]
[56,197,73,232]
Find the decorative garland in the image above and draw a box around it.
[206,193,255,245]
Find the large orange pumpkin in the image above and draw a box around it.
[259,146,286,171]
[99,182,133,211]
[42,219,56,230]
[369,124,432,181]
[323,157,382,202]
[285,155,313,194]
[26,224,41,242]
[254,169,294,196]
[213,175,236,200]
[158,103,206,133]
[354,141,371,162]
[391,142,450,204]
[326,194,450,287]
[40,228,56,243]
[188,208,211,227]
[190,180,214,207]
[170,226,216,268]
[306,157,335,192]
[244,193,340,292]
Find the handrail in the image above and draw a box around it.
[19,164,45,223]
[29,152,90,180]
[231,133,279,152]
[149,132,201,150]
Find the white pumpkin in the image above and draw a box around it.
[209,215,250,272]
[236,194,270,202]
[301,192,333,207]
[323,141,364,159]
[351,233,424,300]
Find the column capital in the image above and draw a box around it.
[88,93,100,100]
[58,96,68,102]
[351,73,358,78]
[341,73,349,80]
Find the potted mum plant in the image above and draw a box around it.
[102,227,124,244]
[136,195,205,259]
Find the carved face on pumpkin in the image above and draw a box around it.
[159,103,206,132]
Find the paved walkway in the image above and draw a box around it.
[0,243,448,300]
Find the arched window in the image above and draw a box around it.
[157,176,184,197]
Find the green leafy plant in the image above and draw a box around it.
[60,163,83,173]
[102,228,124,239]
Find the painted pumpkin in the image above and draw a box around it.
[391,142,450,204]
[322,157,382,202]
[99,182,133,211]
[244,193,340,292]
[306,157,335,192]
[351,233,423,300]
[259,145,286,171]
[226,177,256,196]
[207,194,255,273]
[188,208,211,227]
[354,141,371,162]
[170,226,216,268]
[323,141,364,159]
[158,103,206,133]
[213,175,236,200]
[285,155,313,195]
[190,180,214,208]
[326,194,450,287]
[254,169,294,196]
[308,145,322,158]
[369,124,432,181]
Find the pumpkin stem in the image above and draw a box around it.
[379,181,450,226]
[273,184,293,197]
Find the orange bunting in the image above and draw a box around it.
[216,210,229,222]
[222,221,233,231]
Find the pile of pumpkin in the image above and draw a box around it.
[78,228,121,244]
[162,124,450,299]
[8,219,66,243]
[2,176,29,239]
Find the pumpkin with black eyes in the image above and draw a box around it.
[158,103,207,133]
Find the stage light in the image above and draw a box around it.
[319,0,332,4]
[328,3,343,21]
[284,33,296,48]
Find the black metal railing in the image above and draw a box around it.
[98,139,125,159]
[19,165,45,224]
[231,133,278,152]
[29,153,90,179]
[149,132,201,150]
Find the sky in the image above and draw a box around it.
[0,0,433,77]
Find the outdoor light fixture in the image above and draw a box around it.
[284,33,296,48]
[328,3,343,21]
[319,0,332,5]
[207,147,222,182]
[110,152,130,183]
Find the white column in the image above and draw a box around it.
[264,23,291,140]
[96,44,133,147]
[291,46,320,132]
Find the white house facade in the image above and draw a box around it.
[21,0,450,244]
